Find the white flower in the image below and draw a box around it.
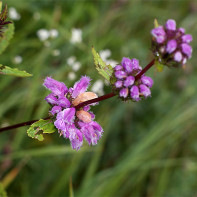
[37,29,50,41]
[9,7,21,20]
[33,12,41,20]
[52,49,60,56]
[13,56,23,64]
[91,80,104,96]
[72,62,81,71]
[67,56,76,66]
[99,49,111,61]
[68,72,76,80]
[70,28,82,44]
[106,59,118,68]
[49,29,59,38]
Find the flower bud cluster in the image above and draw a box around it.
[151,19,192,67]
[112,57,153,101]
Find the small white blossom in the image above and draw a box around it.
[52,49,60,56]
[91,80,104,96]
[49,29,59,38]
[72,62,81,71]
[9,7,21,20]
[37,29,50,41]
[70,28,82,44]
[68,72,76,80]
[106,59,118,68]
[33,12,41,20]
[13,56,23,64]
[99,49,111,61]
[67,56,76,66]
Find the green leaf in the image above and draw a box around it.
[0,183,7,197]
[0,23,14,55]
[155,60,164,72]
[0,65,32,77]
[27,119,57,141]
[92,47,113,81]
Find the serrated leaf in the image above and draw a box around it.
[92,47,113,81]
[0,64,32,77]
[0,23,14,55]
[154,19,159,28]
[0,183,7,197]
[155,60,164,72]
[27,119,56,141]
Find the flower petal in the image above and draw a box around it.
[72,76,91,98]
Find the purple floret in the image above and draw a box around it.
[44,76,103,151]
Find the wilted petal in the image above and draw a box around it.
[45,93,58,105]
[76,110,92,123]
[72,92,97,106]
[139,84,151,98]
[50,106,62,115]
[72,76,91,98]
[141,76,153,88]
[165,19,176,31]
[121,57,133,73]
[43,77,68,96]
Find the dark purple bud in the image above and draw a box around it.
[121,57,133,74]
[174,51,182,62]
[131,58,141,71]
[141,76,153,88]
[130,85,140,101]
[124,76,135,87]
[178,28,185,34]
[115,71,127,79]
[115,81,123,88]
[114,65,123,71]
[181,43,192,58]
[119,88,128,98]
[165,19,176,31]
[166,40,177,54]
[182,34,192,43]
[151,26,166,43]
[139,84,151,98]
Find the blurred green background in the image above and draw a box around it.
[0,0,197,196]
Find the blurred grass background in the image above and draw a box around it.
[0,0,197,196]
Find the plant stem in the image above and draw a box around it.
[135,59,155,81]
[0,117,50,133]
[0,59,155,133]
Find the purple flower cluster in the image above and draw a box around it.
[43,76,103,150]
[151,19,192,67]
[112,57,153,101]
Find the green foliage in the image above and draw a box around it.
[27,119,56,141]
[0,64,32,77]
[0,23,14,55]
[0,183,7,197]
[92,47,113,81]
[155,60,164,72]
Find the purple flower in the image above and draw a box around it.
[151,19,193,67]
[43,76,103,150]
[112,57,153,101]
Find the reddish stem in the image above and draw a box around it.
[135,59,155,81]
[0,117,50,133]
[0,59,155,133]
